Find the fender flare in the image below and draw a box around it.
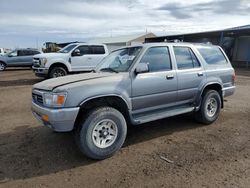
[195,82,223,110]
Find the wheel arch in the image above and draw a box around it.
[48,62,69,74]
[197,82,224,109]
[74,95,131,129]
[0,60,6,66]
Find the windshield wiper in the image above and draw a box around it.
[100,68,118,73]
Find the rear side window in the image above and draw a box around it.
[91,45,105,54]
[174,47,200,69]
[140,47,171,72]
[197,46,228,65]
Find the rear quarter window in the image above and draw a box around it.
[197,46,228,65]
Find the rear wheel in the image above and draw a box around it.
[0,62,6,71]
[195,90,221,124]
[49,66,67,78]
[75,107,127,160]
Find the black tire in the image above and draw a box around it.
[49,66,67,78]
[0,61,6,71]
[195,90,221,125]
[75,107,127,160]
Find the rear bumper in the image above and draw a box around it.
[32,66,49,77]
[31,101,79,132]
[222,86,236,97]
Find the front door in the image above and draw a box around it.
[131,46,177,113]
[71,45,91,71]
[6,50,20,66]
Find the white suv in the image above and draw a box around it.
[32,43,109,78]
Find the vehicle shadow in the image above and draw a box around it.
[5,68,32,71]
[0,78,43,87]
[235,68,250,77]
[0,114,203,182]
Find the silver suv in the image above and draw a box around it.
[31,43,235,159]
[0,48,40,71]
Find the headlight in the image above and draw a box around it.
[43,92,67,107]
[40,58,47,66]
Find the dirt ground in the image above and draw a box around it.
[0,68,250,188]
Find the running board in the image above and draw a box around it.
[132,107,195,124]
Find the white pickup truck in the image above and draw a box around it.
[32,43,109,78]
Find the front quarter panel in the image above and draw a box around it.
[54,73,132,110]
[46,55,72,72]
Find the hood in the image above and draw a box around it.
[34,52,68,59]
[33,72,118,91]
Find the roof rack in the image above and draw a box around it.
[163,39,183,43]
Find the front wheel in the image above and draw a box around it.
[75,107,127,160]
[194,90,221,125]
[49,67,67,78]
[0,62,6,71]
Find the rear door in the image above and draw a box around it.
[131,46,177,112]
[173,46,206,105]
[88,45,107,68]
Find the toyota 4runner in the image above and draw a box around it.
[31,43,235,159]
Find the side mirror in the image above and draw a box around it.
[72,49,81,56]
[8,54,13,57]
[135,63,149,74]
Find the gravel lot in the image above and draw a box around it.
[0,68,250,188]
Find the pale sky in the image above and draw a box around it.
[0,0,250,48]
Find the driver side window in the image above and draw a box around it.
[9,50,18,57]
[140,47,172,72]
[75,46,90,56]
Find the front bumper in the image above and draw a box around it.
[31,101,79,132]
[32,66,49,77]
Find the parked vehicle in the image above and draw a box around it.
[0,48,5,56]
[0,48,41,71]
[31,43,235,159]
[32,43,109,78]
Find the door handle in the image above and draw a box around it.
[87,57,92,60]
[166,74,174,80]
[197,72,204,77]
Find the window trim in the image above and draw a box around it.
[139,46,173,73]
[173,46,201,70]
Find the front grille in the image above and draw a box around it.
[33,58,41,67]
[32,93,43,104]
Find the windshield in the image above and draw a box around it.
[58,44,77,53]
[96,47,142,73]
